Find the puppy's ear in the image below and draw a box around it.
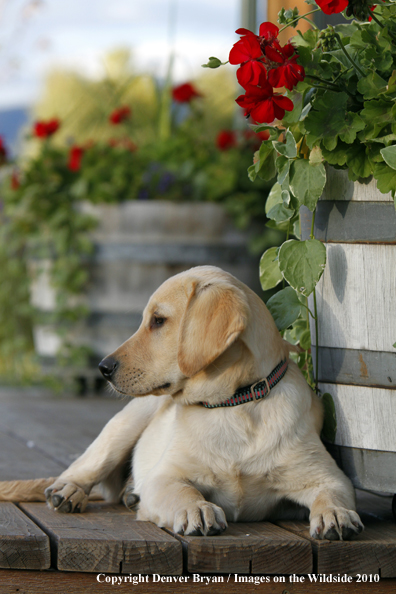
[178,279,249,377]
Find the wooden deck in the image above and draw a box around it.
[0,387,395,593]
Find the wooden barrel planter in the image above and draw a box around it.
[30,200,260,373]
[301,167,396,496]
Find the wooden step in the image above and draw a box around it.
[0,502,50,570]
[20,502,182,574]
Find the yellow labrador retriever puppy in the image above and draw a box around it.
[0,266,363,540]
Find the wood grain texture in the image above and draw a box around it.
[321,168,394,202]
[313,347,396,389]
[1,570,395,594]
[0,431,65,481]
[0,391,125,470]
[0,503,50,570]
[319,382,396,452]
[328,444,396,494]
[278,520,396,577]
[19,502,182,575]
[174,522,312,575]
[309,243,396,353]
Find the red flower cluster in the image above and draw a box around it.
[216,130,237,151]
[0,136,7,165]
[33,118,60,138]
[68,146,84,172]
[172,82,201,103]
[11,169,20,190]
[109,106,131,125]
[230,22,304,123]
[108,137,138,152]
[316,0,348,15]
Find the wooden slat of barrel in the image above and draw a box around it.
[302,171,396,493]
[31,201,260,359]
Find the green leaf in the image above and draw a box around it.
[305,91,364,150]
[266,287,303,331]
[276,155,291,185]
[299,328,311,351]
[265,183,283,214]
[380,145,396,170]
[256,141,277,181]
[321,392,337,444]
[259,247,283,291]
[373,162,396,193]
[267,202,295,222]
[357,72,388,100]
[393,342,396,348]
[278,239,326,297]
[273,129,297,159]
[290,159,326,211]
[202,56,226,68]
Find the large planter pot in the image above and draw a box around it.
[301,167,396,495]
[30,200,260,367]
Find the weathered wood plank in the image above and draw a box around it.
[321,168,394,203]
[328,444,396,494]
[0,570,394,594]
[20,502,182,574]
[319,382,396,452]
[0,431,66,481]
[278,520,396,577]
[309,244,396,353]
[0,392,125,469]
[174,522,312,574]
[312,201,396,243]
[0,503,50,570]
[314,347,396,389]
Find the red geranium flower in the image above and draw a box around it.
[229,32,267,88]
[216,130,237,151]
[68,146,84,172]
[258,22,281,50]
[236,73,294,124]
[33,118,60,138]
[0,136,7,164]
[172,82,201,103]
[11,169,20,190]
[266,43,305,90]
[109,106,131,125]
[316,0,348,15]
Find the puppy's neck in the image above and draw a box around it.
[174,340,277,407]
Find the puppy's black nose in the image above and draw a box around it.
[98,356,118,379]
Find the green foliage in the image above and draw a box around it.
[321,392,337,443]
[266,287,303,331]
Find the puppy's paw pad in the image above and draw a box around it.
[45,480,88,513]
[174,502,227,537]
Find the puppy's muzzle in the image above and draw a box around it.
[98,356,118,379]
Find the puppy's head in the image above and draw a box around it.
[98,266,249,397]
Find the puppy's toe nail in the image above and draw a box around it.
[52,494,63,508]
[352,521,363,533]
[58,500,72,513]
[342,527,357,540]
[324,526,340,540]
[125,493,139,509]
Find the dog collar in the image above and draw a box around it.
[200,359,288,409]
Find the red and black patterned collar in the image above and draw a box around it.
[200,359,288,409]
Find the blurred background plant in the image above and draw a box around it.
[0,46,280,386]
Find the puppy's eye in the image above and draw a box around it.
[150,316,166,329]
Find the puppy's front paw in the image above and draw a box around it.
[310,507,364,540]
[45,480,88,513]
[173,502,227,536]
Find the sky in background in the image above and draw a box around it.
[0,0,252,109]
